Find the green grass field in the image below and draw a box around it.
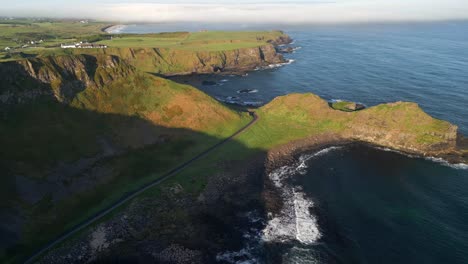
[97,30,285,51]
[0,19,109,49]
[0,20,286,61]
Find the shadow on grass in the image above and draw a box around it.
[0,97,263,263]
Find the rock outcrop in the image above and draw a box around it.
[0,54,134,104]
[90,44,286,75]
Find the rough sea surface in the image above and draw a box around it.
[120,22,468,263]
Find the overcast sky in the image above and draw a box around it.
[2,0,468,23]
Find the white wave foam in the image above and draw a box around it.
[105,25,127,33]
[283,246,323,264]
[216,211,263,264]
[236,89,258,94]
[328,99,343,103]
[292,46,302,51]
[255,59,295,71]
[376,147,468,170]
[425,157,468,170]
[263,147,341,245]
[216,247,259,264]
[241,101,263,107]
[220,79,229,82]
[293,190,321,244]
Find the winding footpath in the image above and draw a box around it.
[25,112,259,264]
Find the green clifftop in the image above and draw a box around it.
[74,44,285,75]
[238,93,460,157]
[0,54,134,104]
[2,30,292,76]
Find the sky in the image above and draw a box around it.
[1,0,468,24]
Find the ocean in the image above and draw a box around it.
[119,22,468,263]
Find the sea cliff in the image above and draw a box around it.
[0,54,135,104]
[78,43,288,75]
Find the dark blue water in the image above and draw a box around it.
[291,145,468,264]
[121,23,468,263]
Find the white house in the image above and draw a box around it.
[4,47,11,51]
[61,44,77,49]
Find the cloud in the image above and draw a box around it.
[2,1,468,23]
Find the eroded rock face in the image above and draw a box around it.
[0,54,135,104]
[97,44,285,76]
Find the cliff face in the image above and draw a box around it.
[0,54,134,104]
[89,44,286,75]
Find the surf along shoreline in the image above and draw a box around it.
[257,132,467,261]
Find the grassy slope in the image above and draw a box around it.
[0,67,250,262]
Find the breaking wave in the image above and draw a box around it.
[216,211,263,264]
[377,147,468,170]
[263,147,342,245]
[215,96,263,107]
[255,59,295,71]
[425,157,468,170]
[237,89,258,94]
[105,25,127,34]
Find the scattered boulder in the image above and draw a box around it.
[277,47,294,54]
[330,100,366,112]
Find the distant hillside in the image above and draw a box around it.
[1,31,292,75]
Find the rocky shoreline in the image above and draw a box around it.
[35,129,468,263]
[265,133,468,176]
[38,154,268,264]
[262,129,468,213]
[260,132,468,262]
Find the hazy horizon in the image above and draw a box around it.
[2,0,468,24]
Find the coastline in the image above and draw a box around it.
[263,132,468,215]
[102,24,127,34]
[265,135,468,176]
[260,134,467,261]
